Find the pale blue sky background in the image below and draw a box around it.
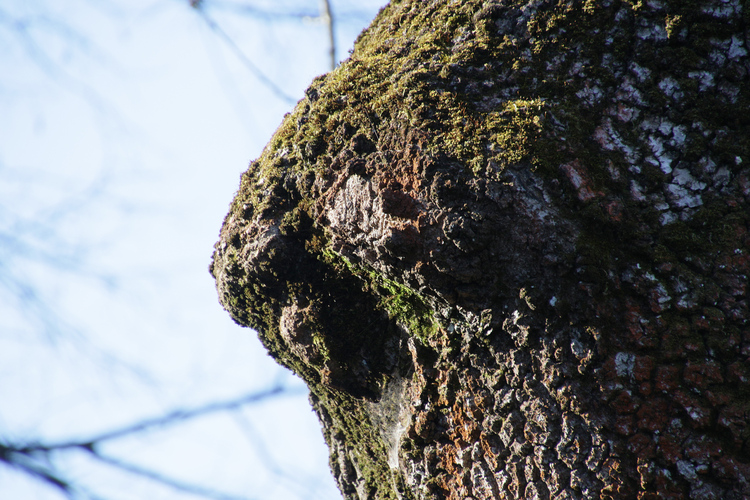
[0,1,387,498]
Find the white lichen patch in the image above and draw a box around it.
[702,0,742,19]
[713,167,731,189]
[612,103,638,122]
[648,135,673,174]
[560,160,603,201]
[570,337,591,362]
[646,0,666,10]
[709,48,727,66]
[651,282,672,311]
[629,61,651,82]
[614,352,635,379]
[670,125,688,147]
[658,119,675,137]
[640,117,659,132]
[666,183,703,209]
[652,196,670,212]
[568,61,587,76]
[688,70,715,91]
[616,76,645,106]
[728,35,748,60]
[699,156,717,174]
[672,168,707,191]
[658,77,682,100]
[607,161,622,181]
[636,21,667,42]
[593,118,639,163]
[576,84,604,106]
[660,210,678,225]
[676,460,698,481]
[630,180,646,201]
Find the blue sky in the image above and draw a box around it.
[0,1,386,498]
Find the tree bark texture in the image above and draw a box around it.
[210,1,750,498]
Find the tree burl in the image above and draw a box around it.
[210,1,750,498]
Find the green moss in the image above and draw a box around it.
[322,248,439,343]
[310,384,415,500]
[377,277,439,343]
[232,0,564,197]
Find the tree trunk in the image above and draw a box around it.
[210,1,750,498]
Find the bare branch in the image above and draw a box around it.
[200,1,318,20]
[319,0,336,71]
[1,385,302,500]
[85,451,256,500]
[21,385,295,452]
[0,6,118,126]
[189,2,297,104]
[0,443,73,494]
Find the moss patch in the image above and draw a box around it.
[322,248,439,343]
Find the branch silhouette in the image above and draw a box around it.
[189,1,298,104]
[1,385,297,500]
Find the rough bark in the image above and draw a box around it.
[210,1,750,498]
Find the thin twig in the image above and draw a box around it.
[87,451,255,500]
[190,3,297,104]
[1,445,72,493]
[20,385,291,452]
[203,1,317,20]
[1,386,298,499]
[319,0,337,70]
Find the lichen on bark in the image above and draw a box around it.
[211,0,750,498]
